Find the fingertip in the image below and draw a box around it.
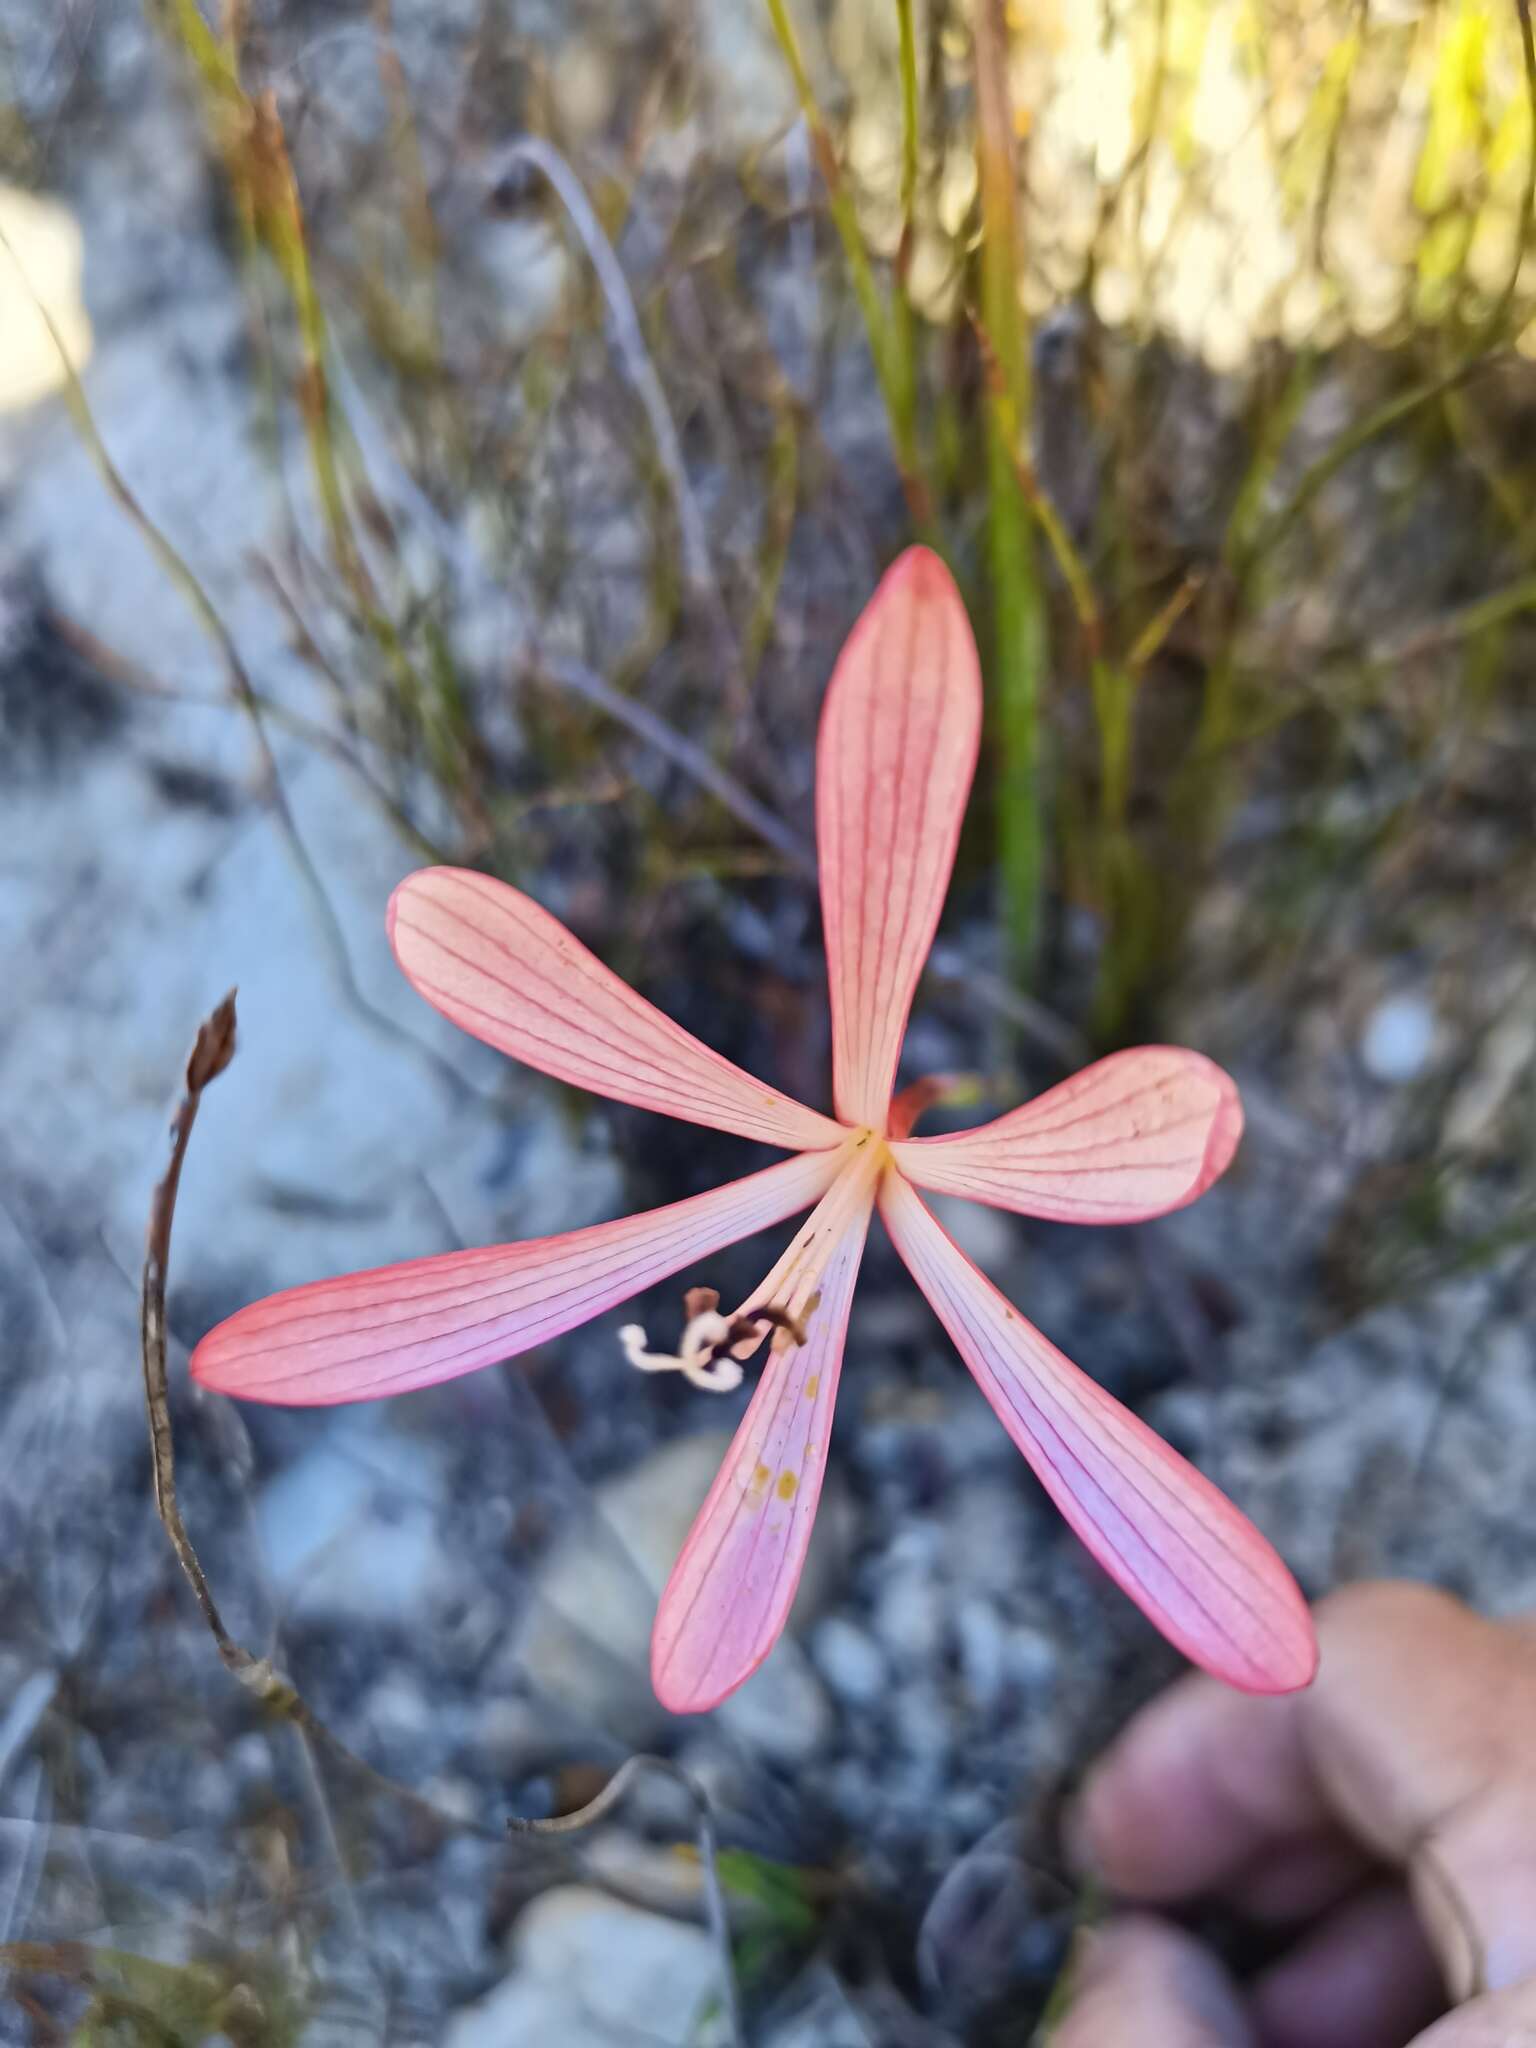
[1066,1674,1313,1902]
[1064,1681,1208,1895]
[1054,1916,1255,2047]
[1251,1883,1446,2048]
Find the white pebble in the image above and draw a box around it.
[811,1616,889,1708]
[1361,993,1436,1083]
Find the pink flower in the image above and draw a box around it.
[192,548,1318,1711]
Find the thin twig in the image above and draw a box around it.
[140,994,504,1845]
[293,1722,382,2020]
[762,0,931,525]
[485,135,739,684]
[0,1677,57,1805]
[536,652,809,872]
[509,1754,746,2048]
[1124,569,1205,676]
[1484,0,1536,345]
[0,1768,48,1956]
[1367,571,1536,665]
[783,119,819,398]
[973,307,1103,656]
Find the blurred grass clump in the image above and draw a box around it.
[132,0,1536,1043]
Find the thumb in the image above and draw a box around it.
[1051,1915,1256,2048]
[1415,1975,1536,2045]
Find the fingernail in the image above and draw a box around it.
[1413,1851,1482,2003]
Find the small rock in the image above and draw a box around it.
[873,1561,946,1663]
[811,1615,888,1709]
[926,1192,1020,1282]
[516,1431,849,1742]
[1360,993,1436,1083]
[362,1673,433,1746]
[226,1732,273,1791]
[422,1774,482,1830]
[582,1832,707,1918]
[891,1679,952,1764]
[0,184,93,409]
[719,1642,834,1762]
[954,1599,1007,1711]
[940,1479,1035,1598]
[479,1696,554,1777]
[826,1756,879,1830]
[444,1887,719,2048]
[1002,1624,1058,1693]
[254,1416,454,1626]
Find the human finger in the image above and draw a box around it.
[1072,1582,1536,1998]
[1251,1883,1444,2048]
[1051,1915,1254,2048]
[1224,1833,1374,1923]
[1411,1972,1536,2045]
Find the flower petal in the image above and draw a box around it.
[650,1150,880,1711]
[891,1047,1243,1224]
[389,867,845,1151]
[879,1171,1317,1694]
[190,1148,844,1407]
[817,547,982,1128]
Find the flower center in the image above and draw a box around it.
[619,1130,887,1393]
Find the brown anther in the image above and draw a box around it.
[699,1302,810,1371]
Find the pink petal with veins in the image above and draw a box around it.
[389,867,845,1152]
[651,1160,878,1711]
[816,547,982,1129]
[190,1148,844,1407]
[879,1171,1316,1694]
[891,1047,1243,1224]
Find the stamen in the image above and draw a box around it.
[618,1297,814,1393]
[622,1138,884,1399]
[618,1311,745,1394]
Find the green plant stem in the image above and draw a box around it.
[986,427,1047,980]
[889,0,922,486]
[974,0,1047,981]
[763,0,932,525]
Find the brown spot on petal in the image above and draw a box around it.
[804,1373,820,1400]
[776,1470,798,1500]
